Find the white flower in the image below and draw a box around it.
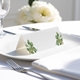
[31,1,62,22]
[16,5,33,25]
[16,1,62,25]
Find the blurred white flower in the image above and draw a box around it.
[31,1,62,22]
[16,1,62,25]
[16,5,33,25]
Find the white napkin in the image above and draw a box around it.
[32,46,80,80]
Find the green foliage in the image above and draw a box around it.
[28,0,38,6]
[55,32,64,46]
[25,40,37,54]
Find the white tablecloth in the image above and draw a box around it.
[0,54,75,80]
[4,21,80,35]
[0,21,80,80]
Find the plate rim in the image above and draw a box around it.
[0,33,80,61]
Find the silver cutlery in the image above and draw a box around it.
[3,30,16,35]
[22,26,40,31]
[6,59,47,80]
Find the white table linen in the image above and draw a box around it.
[4,21,80,35]
[0,55,74,80]
[32,46,80,80]
[0,21,80,80]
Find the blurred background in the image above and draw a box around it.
[3,0,80,27]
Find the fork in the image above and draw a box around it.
[6,59,47,80]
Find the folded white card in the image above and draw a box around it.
[0,35,29,55]
[32,46,80,80]
[0,26,60,56]
[16,36,29,55]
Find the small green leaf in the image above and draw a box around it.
[55,32,64,46]
[28,0,38,6]
[25,40,37,54]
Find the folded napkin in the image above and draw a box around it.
[32,46,80,80]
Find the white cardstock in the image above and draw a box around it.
[0,26,60,56]
[16,36,29,55]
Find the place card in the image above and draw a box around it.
[0,26,61,56]
[0,35,29,55]
[16,36,29,55]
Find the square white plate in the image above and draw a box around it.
[0,27,80,61]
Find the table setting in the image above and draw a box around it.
[0,21,80,80]
[0,0,80,80]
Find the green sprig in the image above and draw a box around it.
[28,0,38,6]
[55,32,64,46]
[25,40,37,54]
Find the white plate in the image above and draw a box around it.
[0,27,80,61]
